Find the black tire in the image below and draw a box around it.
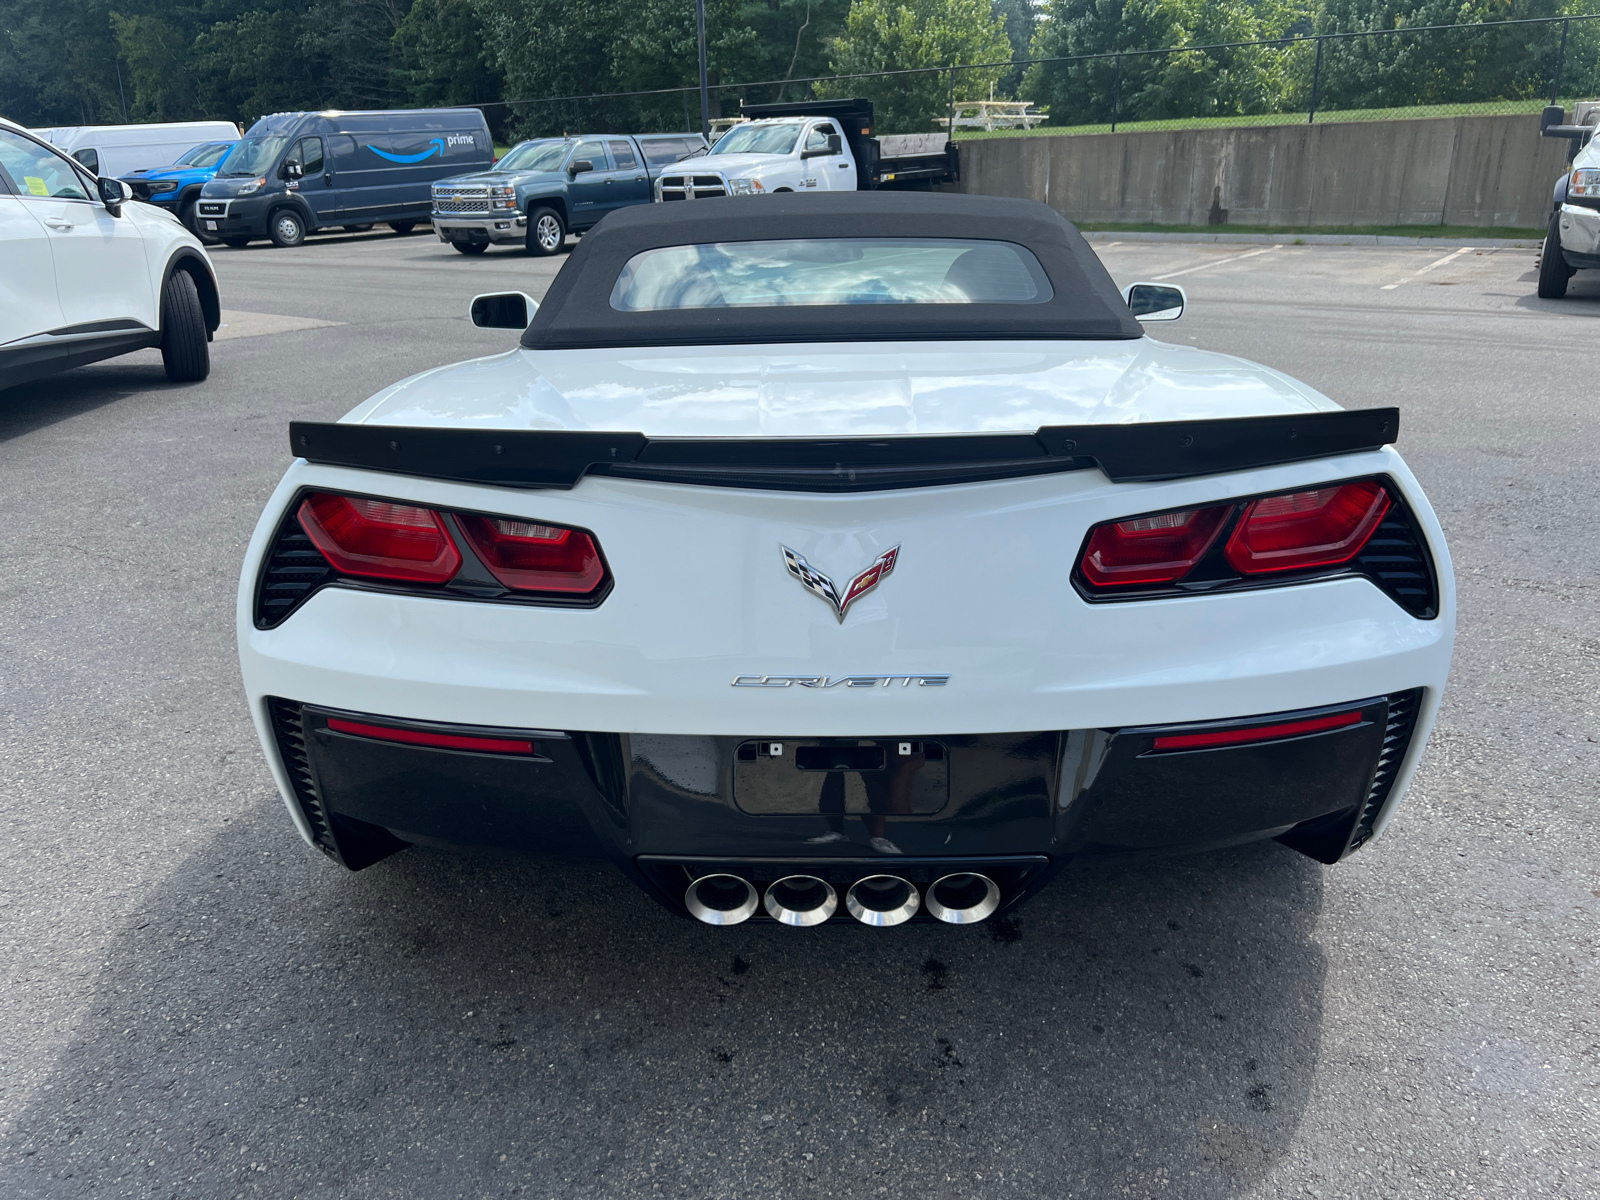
[268,208,306,248]
[179,200,220,245]
[525,206,565,256]
[452,241,489,255]
[389,220,417,235]
[342,224,374,233]
[221,236,252,248]
[159,269,210,383]
[1537,213,1573,299]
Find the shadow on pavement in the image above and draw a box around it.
[2,807,1328,1199]
[0,360,177,443]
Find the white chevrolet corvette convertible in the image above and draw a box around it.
[237,194,1454,928]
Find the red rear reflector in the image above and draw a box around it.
[299,493,462,583]
[1080,504,1231,587]
[1224,482,1390,575]
[457,514,607,595]
[326,716,535,755]
[1152,709,1362,752]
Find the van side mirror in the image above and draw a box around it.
[98,176,131,216]
[569,159,593,176]
[471,291,540,329]
[1122,282,1186,322]
[281,161,303,181]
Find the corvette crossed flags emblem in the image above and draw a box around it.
[781,544,900,623]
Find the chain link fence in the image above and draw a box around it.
[486,15,1600,142]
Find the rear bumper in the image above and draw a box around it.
[264,690,1425,920]
[433,215,526,244]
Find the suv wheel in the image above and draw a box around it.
[526,207,565,256]
[221,237,252,248]
[389,220,417,235]
[269,209,307,248]
[1537,212,1573,299]
[160,269,210,383]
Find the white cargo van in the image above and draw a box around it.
[32,121,240,178]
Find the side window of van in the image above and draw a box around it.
[287,137,324,176]
[606,140,638,171]
[73,148,100,175]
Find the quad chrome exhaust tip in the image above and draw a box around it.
[924,872,1001,925]
[845,875,920,927]
[685,874,760,926]
[763,875,838,926]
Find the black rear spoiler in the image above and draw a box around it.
[288,408,1398,493]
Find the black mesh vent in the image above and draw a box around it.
[1352,502,1438,619]
[268,697,341,861]
[254,509,334,629]
[1348,688,1424,852]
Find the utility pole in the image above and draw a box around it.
[696,0,711,141]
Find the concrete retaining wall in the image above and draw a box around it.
[954,113,1569,229]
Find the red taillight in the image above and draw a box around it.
[456,514,606,596]
[326,716,535,755]
[1224,482,1390,575]
[1151,709,1362,752]
[298,493,462,584]
[1079,504,1231,587]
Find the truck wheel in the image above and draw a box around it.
[453,242,489,255]
[221,237,252,248]
[525,207,565,256]
[159,269,210,383]
[1537,213,1573,299]
[269,209,306,248]
[389,220,417,235]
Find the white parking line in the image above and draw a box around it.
[1153,245,1282,280]
[1380,246,1473,290]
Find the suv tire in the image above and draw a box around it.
[453,242,489,255]
[159,269,210,383]
[269,209,307,248]
[1538,213,1573,299]
[222,237,252,248]
[525,207,565,256]
[389,220,417,235]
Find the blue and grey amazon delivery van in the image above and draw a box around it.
[195,108,493,248]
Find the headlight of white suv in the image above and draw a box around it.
[238,176,266,196]
[490,185,517,210]
[1571,168,1600,199]
[728,178,765,195]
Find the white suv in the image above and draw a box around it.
[0,116,220,390]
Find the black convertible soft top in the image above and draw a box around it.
[520,193,1144,350]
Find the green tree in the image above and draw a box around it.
[818,0,1012,133]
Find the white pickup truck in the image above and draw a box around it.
[1537,101,1600,298]
[655,98,958,201]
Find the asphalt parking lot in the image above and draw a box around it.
[2,227,1597,1199]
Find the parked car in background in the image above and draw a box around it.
[196,109,493,248]
[121,140,237,241]
[430,132,707,256]
[32,121,241,179]
[654,99,956,200]
[0,117,220,390]
[1537,101,1600,298]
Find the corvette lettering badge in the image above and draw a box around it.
[781,544,899,623]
